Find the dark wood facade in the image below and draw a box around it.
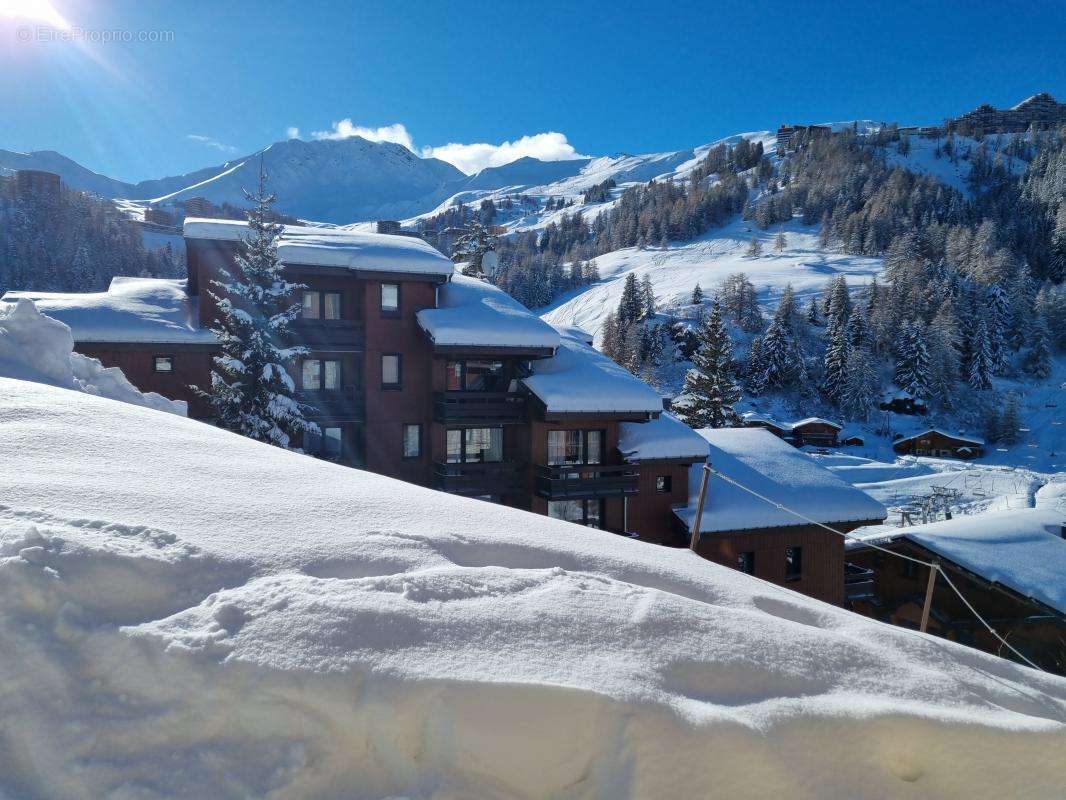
[66,232,702,544]
[848,540,1065,674]
[692,519,879,606]
[893,430,984,459]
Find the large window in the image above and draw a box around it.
[445,360,507,392]
[381,354,401,388]
[302,359,341,390]
[655,475,672,493]
[153,356,173,373]
[381,283,400,314]
[785,546,803,581]
[303,290,342,320]
[446,427,503,464]
[305,426,343,460]
[547,429,604,466]
[402,423,422,459]
[548,499,603,529]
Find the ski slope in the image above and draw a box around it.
[539,216,883,345]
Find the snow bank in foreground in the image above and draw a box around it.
[0,298,185,415]
[0,377,1064,798]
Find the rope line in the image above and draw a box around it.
[702,465,1044,672]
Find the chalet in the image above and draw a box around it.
[893,429,984,459]
[741,412,842,448]
[0,218,698,542]
[846,508,1066,674]
[674,428,887,604]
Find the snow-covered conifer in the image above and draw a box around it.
[675,302,741,429]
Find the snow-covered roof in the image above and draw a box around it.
[1,378,1064,795]
[852,509,1066,615]
[895,429,985,447]
[676,428,887,534]
[183,217,454,277]
[791,417,842,431]
[1,277,215,345]
[521,326,664,415]
[618,412,708,462]
[416,271,560,350]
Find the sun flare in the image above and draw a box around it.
[0,0,70,29]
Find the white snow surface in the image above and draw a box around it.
[851,508,1066,615]
[619,412,708,462]
[523,326,664,414]
[417,270,560,349]
[183,217,454,277]
[0,299,185,415]
[2,276,213,344]
[1,377,1064,798]
[678,428,888,534]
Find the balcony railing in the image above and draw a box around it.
[434,391,528,424]
[844,562,876,602]
[434,460,523,496]
[297,388,365,422]
[535,463,639,500]
[286,319,365,350]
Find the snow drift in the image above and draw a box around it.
[0,298,185,415]
[0,378,1064,798]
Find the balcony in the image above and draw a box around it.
[287,319,365,351]
[434,391,528,424]
[844,562,876,602]
[434,460,523,496]
[297,388,364,422]
[535,464,639,500]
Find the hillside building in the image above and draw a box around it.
[892,429,984,459]
[2,219,709,550]
[946,93,1066,135]
[847,508,1066,673]
[15,169,61,200]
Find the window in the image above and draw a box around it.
[548,499,604,529]
[785,546,802,581]
[547,430,605,466]
[446,427,504,463]
[381,354,401,388]
[305,426,343,460]
[655,475,672,493]
[153,356,173,373]
[445,360,507,392]
[302,290,320,319]
[381,283,399,314]
[302,359,341,390]
[738,551,755,575]
[402,423,422,459]
[323,292,342,320]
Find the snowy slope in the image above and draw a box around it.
[541,216,883,345]
[1,376,1065,798]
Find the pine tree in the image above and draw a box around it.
[600,311,622,362]
[746,236,763,257]
[968,312,994,391]
[691,283,704,305]
[585,259,601,283]
[999,392,1022,444]
[675,302,741,429]
[197,165,317,448]
[640,274,656,319]
[760,318,803,390]
[1024,319,1052,379]
[452,220,497,275]
[617,272,643,325]
[984,284,1010,372]
[842,346,879,420]
[773,231,787,252]
[806,296,820,326]
[821,313,850,404]
[893,321,932,400]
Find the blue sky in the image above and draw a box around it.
[2,0,1065,181]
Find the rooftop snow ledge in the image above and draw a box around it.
[183,217,454,277]
[417,272,561,349]
[521,326,665,415]
[619,412,708,462]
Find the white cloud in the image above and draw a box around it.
[310,120,415,152]
[285,126,301,140]
[422,132,587,175]
[303,119,587,174]
[186,134,236,154]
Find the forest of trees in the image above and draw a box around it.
[0,177,183,295]
[553,125,1066,439]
